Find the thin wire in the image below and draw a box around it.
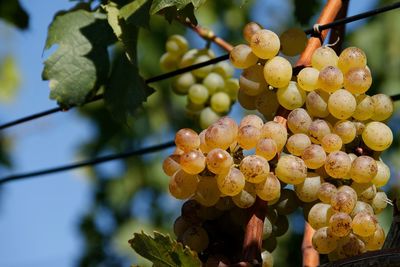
[0,140,175,185]
[0,2,399,131]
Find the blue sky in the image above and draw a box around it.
[0,0,379,266]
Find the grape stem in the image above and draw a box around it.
[183,20,234,52]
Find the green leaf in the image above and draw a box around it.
[120,0,152,28]
[0,0,29,29]
[150,0,204,15]
[104,45,154,124]
[164,3,197,25]
[129,231,202,267]
[42,10,116,107]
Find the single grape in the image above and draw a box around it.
[351,182,376,202]
[286,133,312,156]
[182,226,209,252]
[261,121,288,151]
[160,52,179,71]
[217,117,239,139]
[334,120,356,144]
[350,201,374,218]
[318,66,343,93]
[166,35,189,55]
[354,121,366,136]
[206,148,233,174]
[372,161,390,187]
[308,119,331,144]
[352,211,377,237]
[306,90,330,118]
[330,191,356,214]
[353,94,374,121]
[371,93,394,121]
[173,216,191,237]
[188,84,209,105]
[237,125,261,150]
[237,88,257,110]
[329,212,352,237]
[297,67,319,91]
[263,56,292,88]
[350,156,378,183]
[321,133,342,153]
[229,44,258,69]
[338,185,358,201]
[277,81,306,110]
[180,150,206,174]
[250,29,280,59]
[275,155,307,185]
[179,49,198,68]
[162,154,181,176]
[203,72,225,94]
[239,114,264,129]
[175,128,200,152]
[210,92,231,113]
[308,203,333,230]
[362,122,393,151]
[192,54,214,78]
[328,89,356,119]
[287,108,312,134]
[324,151,351,178]
[371,191,388,214]
[361,224,385,251]
[301,144,327,169]
[169,170,199,199]
[224,78,240,100]
[255,172,281,201]
[205,123,235,150]
[215,196,235,211]
[338,47,367,73]
[232,183,257,208]
[262,236,278,252]
[213,61,234,79]
[240,155,270,183]
[255,138,278,161]
[194,176,220,207]
[199,107,220,129]
[181,200,202,223]
[243,21,263,43]
[172,72,196,95]
[343,67,372,94]
[312,226,338,254]
[279,28,307,56]
[311,46,338,70]
[294,172,323,202]
[239,64,268,96]
[318,182,337,204]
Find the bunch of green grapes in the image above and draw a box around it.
[160,35,239,128]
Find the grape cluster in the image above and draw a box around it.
[160,35,239,128]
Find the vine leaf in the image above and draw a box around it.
[42,10,116,107]
[120,0,152,28]
[151,0,205,24]
[150,0,204,14]
[129,231,202,267]
[0,0,29,29]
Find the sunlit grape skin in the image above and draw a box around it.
[206,148,233,174]
[229,44,258,69]
[362,122,393,151]
[180,150,206,174]
[250,29,280,59]
[240,155,270,183]
[275,155,307,185]
[311,46,338,70]
[216,167,245,196]
[175,128,200,152]
[263,56,292,88]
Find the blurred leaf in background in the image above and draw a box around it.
[0,0,29,29]
[0,55,20,103]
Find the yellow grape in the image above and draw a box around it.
[229,44,258,69]
[361,224,385,251]
[180,150,206,174]
[192,54,214,78]
[277,81,306,110]
[351,182,376,202]
[371,191,389,214]
[321,133,342,153]
[255,172,281,201]
[166,35,188,55]
[203,72,225,94]
[330,191,356,214]
[318,182,337,204]
[328,89,356,119]
[286,133,311,156]
[210,92,231,113]
[353,94,374,121]
[175,128,200,152]
[194,176,220,207]
[343,67,372,94]
[199,129,211,153]
[318,66,343,93]
[301,144,327,169]
[308,203,333,230]
[172,72,196,95]
[206,148,233,174]
[338,47,367,73]
[297,67,319,91]
[308,119,331,144]
[371,93,394,121]
[275,155,307,185]
[199,107,220,129]
[287,108,312,134]
[352,211,377,237]
[239,64,267,96]
[263,56,292,88]
[362,122,393,151]
[169,170,199,199]
[350,201,374,218]
[294,172,323,202]
[162,154,181,176]
[261,121,288,151]
[306,90,330,118]
[312,226,338,254]
[250,29,280,59]
[350,156,378,183]
[243,22,263,43]
[328,212,352,237]
[311,46,338,70]
[237,125,261,150]
[205,123,235,150]
[334,120,356,144]
[239,114,264,129]
[372,161,390,187]
[216,167,245,196]
[232,183,257,208]
[240,155,270,183]
[261,250,274,267]
[255,138,278,161]
[160,52,179,71]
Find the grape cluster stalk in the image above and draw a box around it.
[162,19,394,266]
[160,35,239,128]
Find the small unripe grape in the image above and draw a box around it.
[329,212,352,237]
[362,122,393,151]
[321,133,342,153]
[213,61,234,79]
[318,66,343,93]
[180,150,206,174]
[343,67,372,94]
[350,156,378,183]
[297,67,319,91]
[243,21,263,43]
[255,138,278,161]
[279,28,307,56]
[338,47,367,73]
[277,81,306,110]
[334,120,356,144]
[206,148,233,174]
[275,155,307,185]
[240,155,270,183]
[263,56,292,88]
[250,29,280,59]
[352,212,377,237]
[353,94,374,121]
[210,92,231,113]
[188,84,209,105]
[160,52,179,71]
[371,191,389,214]
[328,89,356,119]
[306,90,330,118]
[172,72,196,95]
[311,46,338,70]
[166,35,188,55]
[199,107,220,129]
[216,167,245,196]
[286,133,311,156]
[229,44,258,69]
[192,55,214,78]
[371,93,394,121]
[203,72,225,94]
[223,78,240,101]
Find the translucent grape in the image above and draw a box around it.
[160,52,179,71]
[229,44,258,69]
[175,128,200,152]
[243,21,262,43]
[206,148,233,174]
[301,144,327,169]
[279,28,307,56]
[371,191,388,214]
[199,130,210,153]
[232,183,257,208]
[334,120,356,144]
[194,176,220,207]
[297,67,319,91]
[287,108,312,134]
[275,155,307,185]
[237,88,257,110]
[172,72,196,95]
[255,89,280,120]
[308,203,333,230]
[250,29,280,59]
[213,61,234,79]
[361,224,385,251]
[239,114,264,129]
[180,150,206,174]
[286,133,311,156]
[371,93,394,121]
[372,161,390,187]
[162,154,181,176]
[343,67,372,94]
[311,46,338,70]
[338,47,367,73]
[318,66,343,93]
[324,151,351,178]
[350,201,374,218]
[329,212,352,237]
[210,92,231,113]
[182,226,209,252]
[179,49,197,68]
[321,133,342,153]
[328,89,356,119]
[217,117,239,140]
[318,182,337,204]
[308,119,331,144]
[240,155,270,183]
[263,56,292,88]
[352,212,377,237]
[188,84,209,105]
[199,107,220,129]
[362,122,393,151]
[353,94,374,121]
[255,138,278,160]
[306,90,330,118]
[169,170,199,199]
[166,35,188,55]
[192,54,214,78]
[350,156,378,183]
[239,64,268,96]
[261,250,274,267]
[277,81,306,110]
[261,121,288,151]
[205,124,235,150]
[331,191,356,214]
[275,189,299,215]
[255,172,281,201]
[312,226,338,254]
[351,182,376,202]
[173,216,191,237]
[294,173,323,202]
[237,125,261,150]
[223,78,240,100]
[203,72,225,94]
[338,185,358,201]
